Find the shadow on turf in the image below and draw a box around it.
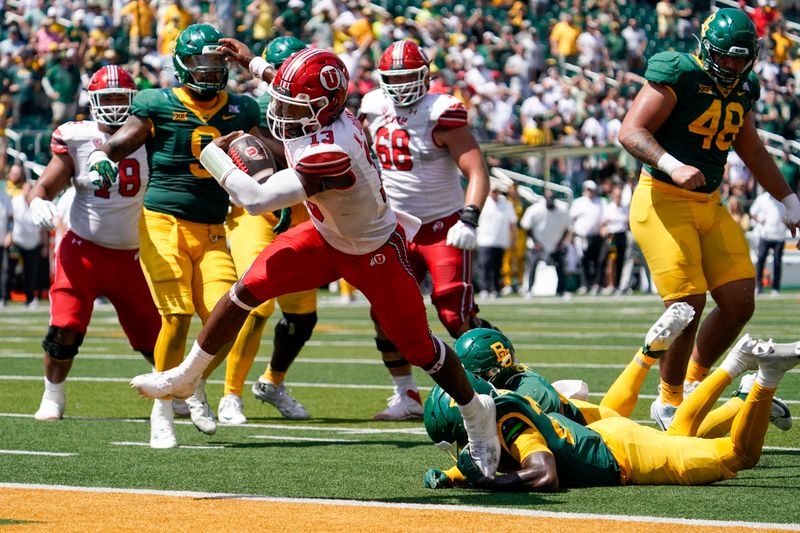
[209,439,430,450]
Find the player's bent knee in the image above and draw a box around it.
[274,312,317,350]
[42,326,85,361]
[375,336,400,353]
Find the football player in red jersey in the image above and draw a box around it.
[131,46,503,479]
[27,66,161,421]
[359,40,493,420]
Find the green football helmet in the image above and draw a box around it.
[423,373,495,449]
[455,328,516,381]
[262,36,307,69]
[173,23,229,96]
[699,8,759,87]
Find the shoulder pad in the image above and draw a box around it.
[50,121,96,153]
[742,71,760,101]
[295,145,352,178]
[431,95,468,128]
[645,51,696,86]
[359,90,385,116]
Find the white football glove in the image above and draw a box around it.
[446,221,478,250]
[782,194,800,236]
[29,197,58,230]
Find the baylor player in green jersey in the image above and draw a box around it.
[619,8,800,433]
[424,327,800,491]
[88,24,259,449]
[455,328,586,424]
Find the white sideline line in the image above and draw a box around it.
[111,442,225,449]
[2,375,799,404]
[248,435,358,443]
[1,483,797,530]
[0,412,428,435]
[0,449,76,457]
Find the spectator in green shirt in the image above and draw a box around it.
[42,52,81,125]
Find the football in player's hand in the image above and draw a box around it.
[227,134,276,184]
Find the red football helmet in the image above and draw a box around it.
[378,40,431,106]
[87,65,136,127]
[266,48,349,141]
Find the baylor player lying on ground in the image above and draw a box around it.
[424,330,800,490]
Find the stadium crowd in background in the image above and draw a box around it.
[0,0,799,300]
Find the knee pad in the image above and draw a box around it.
[375,336,400,354]
[274,311,317,351]
[42,326,84,361]
[139,350,155,366]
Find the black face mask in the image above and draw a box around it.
[545,198,555,210]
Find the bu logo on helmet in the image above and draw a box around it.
[319,65,343,91]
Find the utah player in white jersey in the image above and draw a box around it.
[28,65,161,421]
[359,39,493,420]
[131,47,502,479]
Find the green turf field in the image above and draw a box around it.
[1,293,799,526]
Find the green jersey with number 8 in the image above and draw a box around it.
[644,51,760,194]
[131,87,259,223]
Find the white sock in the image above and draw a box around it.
[43,377,65,401]
[719,351,752,379]
[151,399,174,422]
[181,341,215,378]
[392,373,416,393]
[458,393,489,435]
[756,368,783,389]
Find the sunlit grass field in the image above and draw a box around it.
[1,292,799,526]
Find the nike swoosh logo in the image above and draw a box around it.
[223,114,236,120]
[736,91,746,96]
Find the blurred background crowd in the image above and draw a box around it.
[0,0,799,303]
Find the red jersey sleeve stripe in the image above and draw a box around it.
[50,128,69,153]
[295,152,352,176]
[437,108,468,128]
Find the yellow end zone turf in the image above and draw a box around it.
[0,486,795,532]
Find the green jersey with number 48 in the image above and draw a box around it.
[644,51,760,194]
[131,87,259,224]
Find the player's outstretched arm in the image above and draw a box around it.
[458,446,559,492]
[97,115,152,162]
[733,113,800,237]
[219,38,275,83]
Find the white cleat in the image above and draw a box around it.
[218,394,247,425]
[130,368,196,400]
[34,396,65,421]
[755,341,800,375]
[150,399,178,449]
[643,302,695,353]
[736,373,793,431]
[252,378,310,420]
[720,334,761,375]
[172,399,191,417]
[374,390,423,421]
[462,394,501,478]
[186,380,216,435]
[650,396,678,431]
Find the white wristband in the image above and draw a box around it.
[248,56,273,80]
[656,152,684,177]
[199,143,237,185]
[88,150,110,166]
[781,193,800,211]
